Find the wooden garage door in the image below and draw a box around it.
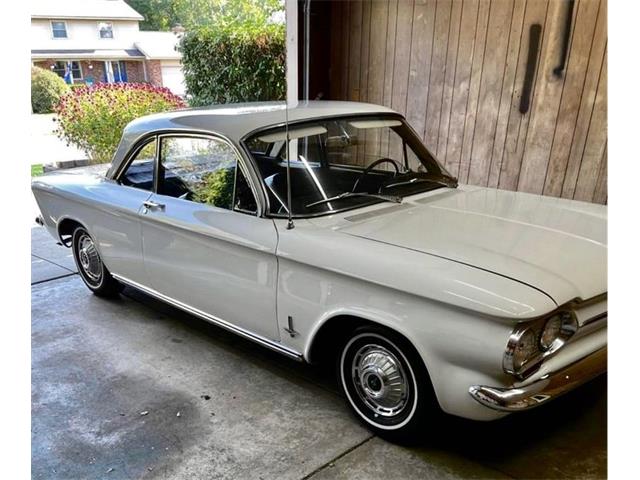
[327,0,607,204]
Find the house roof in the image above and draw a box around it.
[134,32,182,60]
[107,101,399,178]
[31,0,144,21]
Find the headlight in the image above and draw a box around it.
[504,310,579,377]
[512,328,538,371]
[540,312,577,350]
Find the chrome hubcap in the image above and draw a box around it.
[78,234,102,283]
[351,344,409,417]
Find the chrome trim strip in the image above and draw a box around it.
[582,311,607,327]
[470,346,606,412]
[112,129,266,217]
[154,132,264,217]
[112,274,304,362]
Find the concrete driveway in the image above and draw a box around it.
[31,225,607,479]
[29,114,87,166]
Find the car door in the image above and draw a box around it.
[94,137,157,284]
[140,133,280,341]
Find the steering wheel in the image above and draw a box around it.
[351,158,404,193]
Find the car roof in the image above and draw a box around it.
[107,101,399,178]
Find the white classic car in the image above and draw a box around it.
[32,101,607,441]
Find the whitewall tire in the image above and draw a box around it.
[71,227,121,297]
[337,326,437,442]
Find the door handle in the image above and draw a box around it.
[143,200,165,211]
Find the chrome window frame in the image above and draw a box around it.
[118,135,158,193]
[239,112,452,220]
[114,129,264,217]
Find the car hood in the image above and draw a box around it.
[329,186,607,305]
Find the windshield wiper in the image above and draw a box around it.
[306,192,402,209]
[381,175,458,191]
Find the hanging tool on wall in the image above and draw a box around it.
[519,24,542,114]
[553,0,576,78]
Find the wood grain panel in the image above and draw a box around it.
[561,0,607,200]
[574,48,607,201]
[467,0,515,186]
[382,0,399,156]
[435,0,463,160]
[347,1,363,101]
[497,0,549,191]
[405,0,436,148]
[366,0,388,159]
[486,0,526,188]
[424,0,453,150]
[517,0,569,194]
[543,0,601,197]
[458,0,490,183]
[339,0,351,99]
[324,0,607,203]
[443,0,479,176]
[389,0,416,160]
[382,0,399,109]
[593,141,607,204]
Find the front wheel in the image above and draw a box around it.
[71,226,121,297]
[337,326,437,442]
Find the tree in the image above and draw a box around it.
[125,0,175,31]
[125,0,284,31]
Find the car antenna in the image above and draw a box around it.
[285,100,294,230]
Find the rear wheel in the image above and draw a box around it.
[72,227,121,297]
[337,326,437,442]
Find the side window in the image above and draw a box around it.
[120,138,156,191]
[159,136,257,213]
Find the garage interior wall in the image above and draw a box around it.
[304,0,607,204]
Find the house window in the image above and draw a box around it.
[98,22,114,39]
[51,21,67,39]
[104,61,127,83]
[52,61,82,81]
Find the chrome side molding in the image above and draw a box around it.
[112,274,304,362]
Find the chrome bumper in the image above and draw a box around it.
[468,346,607,412]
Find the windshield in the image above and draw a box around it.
[244,115,456,217]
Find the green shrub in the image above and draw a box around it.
[31,66,70,114]
[193,168,235,208]
[179,23,285,106]
[55,83,185,163]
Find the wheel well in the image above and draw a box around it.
[57,218,84,247]
[307,315,422,367]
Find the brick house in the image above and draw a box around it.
[31,0,185,95]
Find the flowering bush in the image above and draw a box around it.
[55,83,185,163]
[31,66,70,114]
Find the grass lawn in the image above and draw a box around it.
[31,164,44,177]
